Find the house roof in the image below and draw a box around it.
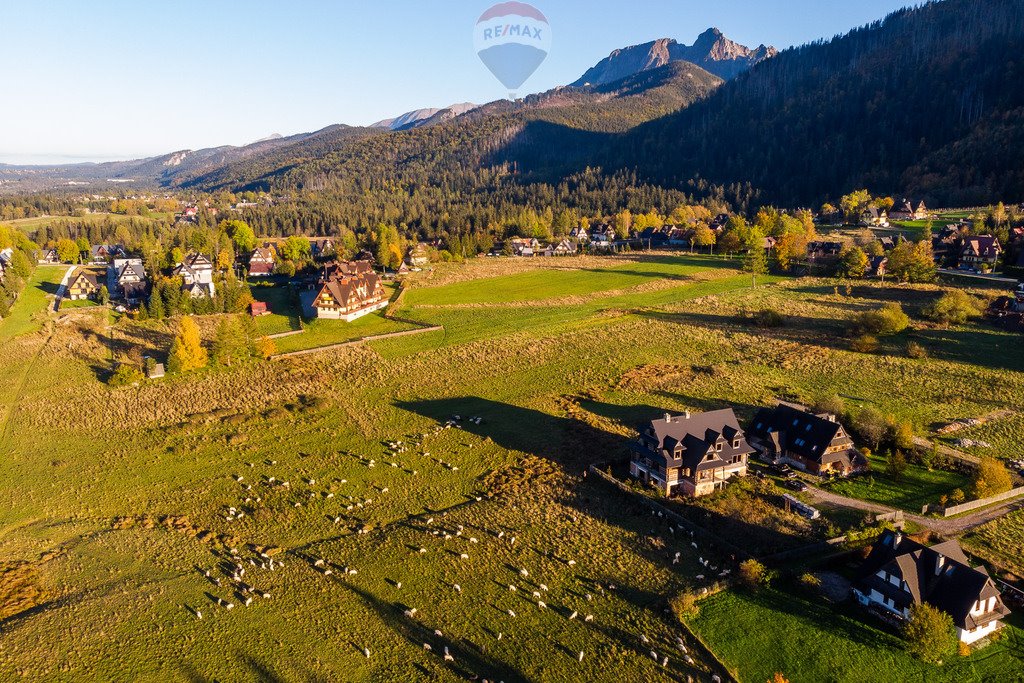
[857,531,1009,630]
[636,409,753,473]
[962,235,1002,258]
[747,402,862,467]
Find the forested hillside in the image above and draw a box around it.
[620,0,1024,205]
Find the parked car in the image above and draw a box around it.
[787,480,808,492]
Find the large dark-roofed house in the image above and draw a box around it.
[630,409,754,497]
[853,530,1010,645]
[746,402,867,476]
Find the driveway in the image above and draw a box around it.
[805,485,1024,537]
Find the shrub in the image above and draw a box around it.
[799,573,822,590]
[891,422,915,451]
[924,290,981,326]
[949,488,966,505]
[906,341,928,359]
[853,407,888,449]
[850,334,880,353]
[108,363,143,388]
[669,591,701,620]
[812,394,845,417]
[857,302,910,336]
[753,309,785,328]
[972,457,1013,499]
[738,559,769,589]
[958,641,972,657]
[903,603,956,664]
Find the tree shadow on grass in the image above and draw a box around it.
[636,309,853,352]
[396,397,811,560]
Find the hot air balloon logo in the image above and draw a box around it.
[474,2,551,98]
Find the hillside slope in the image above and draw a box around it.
[618,0,1024,205]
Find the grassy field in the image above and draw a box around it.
[686,585,1024,682]
[822,453,972,512]
[0,266,66,341]
[963,509,1024,577]
[1,252,1022,681]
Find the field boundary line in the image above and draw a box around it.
[271,325,443,359]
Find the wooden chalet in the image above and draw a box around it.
[746,402,867,477]
[312,261,388,321]
[66,269,100,301]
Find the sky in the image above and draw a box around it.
[0,0,913,164]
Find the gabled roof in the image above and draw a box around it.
[636,409,753,473]
[747,402,862,467]
[961,235,1002,258]
[858,531,1009,630]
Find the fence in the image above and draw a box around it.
[272,325,443,359]
[587,465,753,560]
[938,486,1024,517]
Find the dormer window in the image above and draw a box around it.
[732,439,740,448]
[716,443,723,451]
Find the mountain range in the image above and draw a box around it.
[3,2,1024,210]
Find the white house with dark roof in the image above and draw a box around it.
[630,409,755,497]
[173,253,215,298]
[854,530,1010,645]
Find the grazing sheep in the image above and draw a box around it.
[578,651,584,663]
[508,585,516,592]
[519,568,528,577]
[650,650,658,661]
[423,643,432,652]
[404,608,417,617]
[537,601,546,609]
[568,611,578,620]
[584,614,594,622]
[460,553,469,560]
[453,584,461,593]
[443,647,454,662]
[568,560,576,566]
[364,647,371,658]
[640,634,649,644]
[662,656,669,667]
[470,537,478,544]
[540,584,548,592]
[195,610,202,620]
[532,591,542,599]
[507,609,516,618]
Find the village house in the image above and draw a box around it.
[552,239,578,256]
[90,244,125,264]
[860,206,890,228]
[569,225,590,244]
[173,253,216,298]
[639,226,670,248]
[248,247,276,277]
[870,256,889,278]
[959,235,1002,272]
[508,237,540,257]
[37,248,60,265]
[108,257,147,304]
[853,531,1011,645]
[746,402,868,477]
[312,260,388,321]
[630,409,755,497]
[889,199,928,221]
[312,238,336,261]
[66,269,100,301]
[405,243,431,268]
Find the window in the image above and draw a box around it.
[793,419,799,427]
[806,424,812,432]
[733,440,740,448]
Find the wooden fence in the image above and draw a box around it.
[938,486,1024,517]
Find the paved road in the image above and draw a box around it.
[936,268,1018,285]
[806,485,1024,536]
[53,265,76,311]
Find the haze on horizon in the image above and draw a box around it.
[0,0,911,163]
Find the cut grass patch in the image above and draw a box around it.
[822,454,972,512]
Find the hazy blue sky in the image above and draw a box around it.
[0,0,912,163]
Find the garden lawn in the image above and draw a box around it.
[822,454,972,512]
[962,508,1024,576]
[0,266,65,341]
[686,586,1024,683]
[249,283,301,336]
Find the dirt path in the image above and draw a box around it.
[806,486,1023,536]
[53,265,76,312]
[912,436,980,466]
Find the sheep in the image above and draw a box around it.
[650,650,658,661]
[507,609,516,618]
[443,647,454,662]
[364,647,371,658]
[470,537,479,544]
[537,601,546,609]
[404,608,417,618]
[519,568,528,578]
[540,584,548,592]
[578,651,584,663]
[434,629,443,637]
[423,643,432,652]
[508,585,517,592]
[395,581,402,589]
[460,553,469,560]
[584,614,594,622]
[640,634,650,644]
[453,584,461,593]
[568,560,576,566]
[661,656,669,667]
[532,591,542,599]
[568,611,578,621]
[195,610,202,620]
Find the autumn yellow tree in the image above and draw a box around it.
[167,317,208,373]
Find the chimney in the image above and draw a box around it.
[664,413,672,423]
[684,411,691,419]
